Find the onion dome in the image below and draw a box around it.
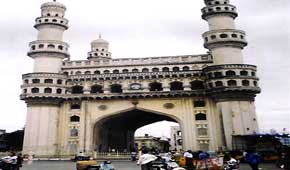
[41,0,66,10]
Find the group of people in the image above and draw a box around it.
[0,152,23,170]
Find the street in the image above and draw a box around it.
[21,160,281,170]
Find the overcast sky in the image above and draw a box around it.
[0,0,289,137]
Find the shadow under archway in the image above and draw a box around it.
[93,109,178,152]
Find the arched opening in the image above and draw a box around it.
[93,109,180,152]
[71,103,81,110]
[44,79,53,84]
[149,82,163,91]
[31,88,39,93]
[215,81,223,87]
[242,80,250,86]
[170,81,183,91]
[70,128,78,137]
[71,85,84,94]
[190,80,205,90]
[85,71,91,75]
[32,79,40,84]
[172,67,180,72]
[91,85,103,93]
[240,71,248,76]
[110,84,122,93]
[227,80,237,87]
[132,68,139,73]
[195,113,207,121]
[142,68,149,73]
[70,115,80,122]
[122,69,129,73]
[182,66,190,71]
[113,70,119,74]
[226,70,236,76]
[44,88,52,93]
[162,67,170,72]
[152,68,159,72]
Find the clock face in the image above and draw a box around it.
[130,83,141,90]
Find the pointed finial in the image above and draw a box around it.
[99,33,102,39]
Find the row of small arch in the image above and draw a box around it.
[206,0,229,6]
[202,5,236,15]
[208,79,258,87]
[24,87,63,94]
[88,52,110,57]
[30,43,68,52]
[65,66,192,75]
[207,70,256,78]
[36,17,68,26]
[204,32,245,43]
[43,13,63,17]
[24,79,63,85]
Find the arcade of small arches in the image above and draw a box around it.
[63,66,192,76]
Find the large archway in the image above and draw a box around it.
[93,109,180,152]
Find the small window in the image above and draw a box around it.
[39,44,44,48]
[228,80,237,87]
[240,71,248,76]
[121,69,129,73]
[55,14,59,17]
[132,68,139,73]
[48,44,55,48]
[183,66,190,71]
[210,35,217,39]
[242,80,250,86]
[191,81,205,90]
[111,84,122,93]
[195,113,207,121]
[24,79,29,84]
[71,103,81,110]
[149,82,163,91]
[226,70,236,76]
[31,88,39,93]
[94,70,101,74]
[44,88,52,93]
[31,45,36,50]
[220,34,228,38]
[71,86,83,94]
[216,7,221,11]
[172,67,180,72]
[57,79,62,84]
[75,71,82,75]
[231,34,238,38]
[23,89,27,94]
[253,81,258,87]
[52,19,57,22]
[194,101,206,107]
[170,81,183,91]
[44,79,53,84]
[152,68,159,72]
[113,70,119,73]
[70,115,80,122]
[47,13,51,16]
[104,70,110,74]
[32,79,40,84]
[58,45,63,50]
[215,81,223,87]
[84,71,91,75]
[142,68,149,73]
[162,67,170,72]
[56,88,62,94]
[251,72,256,76]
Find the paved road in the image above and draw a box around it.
[22,160,280,170]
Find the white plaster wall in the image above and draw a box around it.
[23,105,59,156]
[37,26,64,41]
[208,16,235,30]
[34,56,63,73]
[217,101,259,150]
[212,47,243,64]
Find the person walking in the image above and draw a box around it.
[245,150,260,170]
[15,153,23,170]
[184,150,194,170]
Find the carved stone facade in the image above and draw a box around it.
[21,0,261,157]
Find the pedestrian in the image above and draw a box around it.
[1,151,17,170]
[16,153,23,170]
[137,149,157,170]
[184,150,194,170]
[245,150,260,170]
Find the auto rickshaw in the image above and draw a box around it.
[76,160,99,170]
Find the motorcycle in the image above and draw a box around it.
[224,158,240,170]
[150,155,185,170]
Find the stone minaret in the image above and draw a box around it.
[28,0,69,73]
[22,0,69,156]
[87,35,112,60]
[201,0,261,149]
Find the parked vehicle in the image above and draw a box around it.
[224,158,240,170]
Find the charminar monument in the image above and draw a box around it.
[20,0,261,157]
